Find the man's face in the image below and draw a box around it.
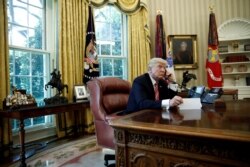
[180,42,187,51]
[149,63,166,81]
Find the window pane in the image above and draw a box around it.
[9,25,28,47]
[114,59,123,76]
[101,44,111,55]
[10,76,14,86]
[29,6,42,29]
[111,7,121,40]
[9,50,14,75]
[32,77,44,101]
[24,118,31,126]
[102,59,112,76]
[96,44,100,54]
[15,76,30,91]
[32,53,44,76]
[10,0,28,26]
[28,27,42,49]
[14,51,30,75]
[95,22,110,40]
[112,23,121,40]
[95,7,110,22]
[112,41,121,56]
[33,116,45,125]
[19,0,27,3]
[29,0,43,8]
[110,8,121,24]
[8,0,44,49]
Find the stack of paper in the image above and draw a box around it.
[178,98,202,110]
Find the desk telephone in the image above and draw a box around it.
[188,86,223,104]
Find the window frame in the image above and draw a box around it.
[7,0,57,134]
[94,5,128,80]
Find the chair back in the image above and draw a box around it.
[87,77,131,148]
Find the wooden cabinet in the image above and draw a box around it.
[218,18,250,99]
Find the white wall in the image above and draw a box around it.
[148,0,250,87]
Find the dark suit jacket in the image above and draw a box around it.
[126,73,177,114]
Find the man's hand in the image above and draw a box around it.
[165,70,175,84]
[169,96,183,107]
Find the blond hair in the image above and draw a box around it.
[148,58,167,71]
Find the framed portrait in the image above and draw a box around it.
[74,85,88,101]
[168,35,198,69]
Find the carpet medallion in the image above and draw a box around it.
[10,136,99,167]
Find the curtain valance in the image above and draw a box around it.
[88,0,148,14]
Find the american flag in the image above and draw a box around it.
[206,12,223,88]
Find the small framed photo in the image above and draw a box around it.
[244,44,250,51]
[74,85,88,101]
[168,35,198,69]
[218,45,228,53]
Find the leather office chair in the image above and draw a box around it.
[87,77,131,167]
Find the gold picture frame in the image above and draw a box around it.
[168,35,198,69]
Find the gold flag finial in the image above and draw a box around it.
[209,4,214,13]
[157,10,162,15]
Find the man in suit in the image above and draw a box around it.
[126,58,183,114]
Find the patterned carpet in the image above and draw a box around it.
[10,136,99,167]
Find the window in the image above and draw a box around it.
[94,5,128,79]
[7,0,54,131]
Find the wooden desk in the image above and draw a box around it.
[222,89,238,100]
[110,100,250,167]
[0,101,89,167]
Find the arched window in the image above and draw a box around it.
[94,5,128,79]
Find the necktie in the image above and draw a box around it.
[154,83,159,100]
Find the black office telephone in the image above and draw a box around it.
[201,88,223,104]
[188,86,205,98]
[188,86,223,104]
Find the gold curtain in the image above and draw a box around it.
[127,7,150,82]
[57,0,94,137]
[0,0,12,146]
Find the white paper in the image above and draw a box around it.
[178,98,202,110]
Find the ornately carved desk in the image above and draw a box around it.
[0,101,89,167]
[110,100,250,167]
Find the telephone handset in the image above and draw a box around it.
[188,86,223,104]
